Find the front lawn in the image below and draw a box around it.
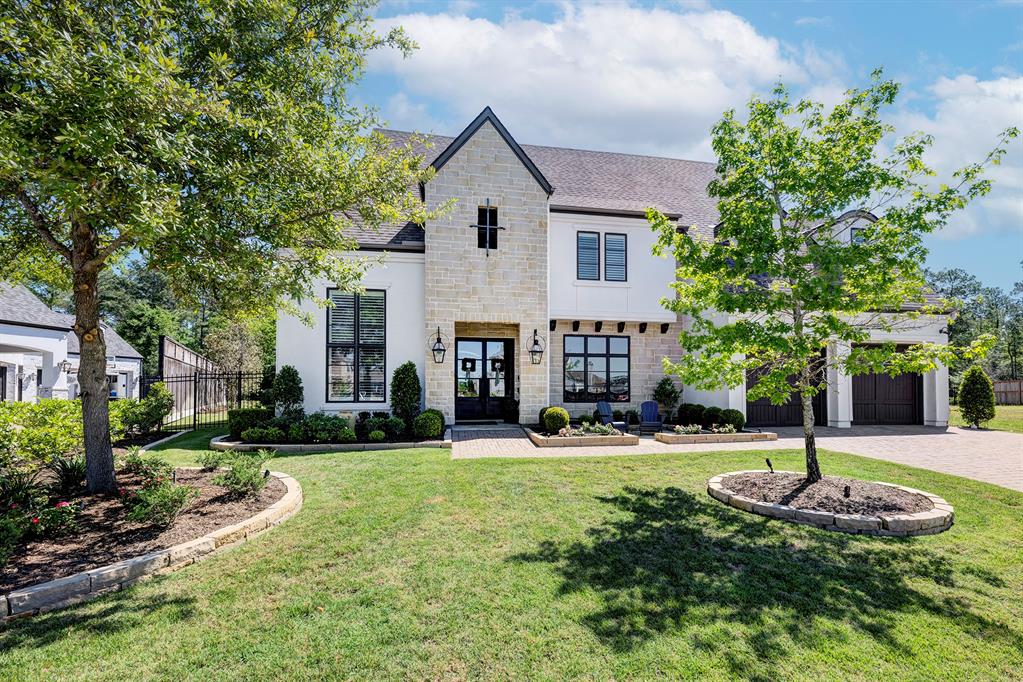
[950,404,1023,433]
[1,430,1021,680]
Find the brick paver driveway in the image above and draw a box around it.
[451,425,1023,491]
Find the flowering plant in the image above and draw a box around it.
[673,424,703,435]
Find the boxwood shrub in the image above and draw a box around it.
[228,407,273,440]
[720,408,746,432]
[542,407,570,433]
[702,406,724,429]
[678,403,705,428]
[413,409,445,439]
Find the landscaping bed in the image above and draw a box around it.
[707,470,954,536]
[1,467,286,593]
[525,427,639,447]
[655,430,777,444]
[210,433,451,452]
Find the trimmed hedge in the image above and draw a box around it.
[542,407,570,433]
[702,406,724,429]
[413,410,445,439]
[228,407,273,440]
[678,403,705,428]
[721,408,746,432]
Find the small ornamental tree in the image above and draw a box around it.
[958,365,996,427]
[271,366,304,416]
[652,376,681,418]
[650,71,1014,482]
[0,1,435,492]
[390,361,422,428]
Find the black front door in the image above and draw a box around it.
[455,338,513,421]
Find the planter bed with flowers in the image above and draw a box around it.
[1,457,300,620]
[654,426,778,445]
[525,425,640,448]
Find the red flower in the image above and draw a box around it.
[118,488,126,496]
[31,517,39,524]
[55,501,70,508]
[8,503,17,510]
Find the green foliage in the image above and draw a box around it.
[124,480,199,527]
[213,450,273,498]
[0,399,83,466]
[197,451,228,471]
[653,377,681,416]
[625,409,640,425]
[367,430,385,443]
[678,404,705,428]
[122,450,174,484]
[47,455,86,496]
[390,362,421,429]
[702,407,724,429]
[412,410,444,439]
[649,71,1015,478]
[116,303,182,376]
[271,366,304,416]
[711,423,737,434]
[720,408,746,432]
[959,365,997,427]
[228,408,273,439]
[557,423,621,437]
[538,407,549,427]
[241,426,286,444]
[543,407,570,433]
[674,424,703,434]
[121,382,175,435]
[0,468,46,509]
[290,413,355,444]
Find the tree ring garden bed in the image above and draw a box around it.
[654,431,777,445]
[525,428,640,447]
[707,470,954,536]
[1,470,302,620]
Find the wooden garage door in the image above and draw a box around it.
[851,345,923,425]
[746,366,827,428]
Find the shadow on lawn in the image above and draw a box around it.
[0,587,195,650]
[511,486,1019,679]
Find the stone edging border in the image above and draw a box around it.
[209,432,452,453]
[655,431,778,445]
[706,470,954,537]
[524,428,640,447]
[1,470,302,622]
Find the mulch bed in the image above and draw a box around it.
[0,468,285,593]
[720,472,934,516]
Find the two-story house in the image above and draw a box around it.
[276,108,951,429]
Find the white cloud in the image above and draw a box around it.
[794,16,832,27]
[892,75,1023,239]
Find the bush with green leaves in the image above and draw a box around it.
[0,467,46,509]
[720,408,746,432]
[674,424,702,434]
[121,382,175,435]
[271,365,304,416]
[702,406,724,429]
[121,448,174,483]
[412,409,445,439]
[625,409,640,425]
[213,449,273,498]
[711,423,737,434]
[241,426,286,444]
[678,404,705,428]
[124,480,199,526]
[389,361,421,430]
[0,399,82,466]
[543,407,570,433]
[228,407,273,439]
[197,451,228,471]
[959,365,996,427]
[653,377,681,417]
[47,455,86,496]
[367,430,385,443]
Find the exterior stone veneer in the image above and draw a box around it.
[548,318,685,419]
[424,121,549,424]
[1,471,302,621]
[706,470,954,537]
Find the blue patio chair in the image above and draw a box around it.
[596,400,628,432]
[639,401,663,435]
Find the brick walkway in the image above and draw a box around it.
[451,425,1023,492]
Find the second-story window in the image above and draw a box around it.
[850,226,866,245]
[577,231,599,280]
[604,233,627,281]
[477,206,498,250]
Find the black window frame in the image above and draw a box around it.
[576,231,600,281]
[325,288,387,403]
[477,206,498,250]
[850,226,866,245]
[603,232,627,282]
[563,334,630,403]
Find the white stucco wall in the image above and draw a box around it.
[277,251,426,415]
[0,323,69,400]
[67,356,142,400]
[549,213,676,323]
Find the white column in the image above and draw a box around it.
[925,363,949,427]
[827,342,852,428]
[728,374,747,416]
[40,350,69,400]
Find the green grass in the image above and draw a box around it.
[1,429,1021,680]
[950,404,1023,433]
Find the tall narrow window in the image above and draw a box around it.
[577,231,599,280]
[477,206,498,250]
[327,289,386,402]
[604,233,627,281]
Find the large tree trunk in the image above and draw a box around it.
[800,371,822,483]
[72,231,117,494]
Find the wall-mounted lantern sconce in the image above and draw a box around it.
[58,360,72,373]
[430,327,447,363]
[528,329,546,365]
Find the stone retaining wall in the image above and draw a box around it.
[706,470,954,537]
[525,428,640,447]
[655,431,777,445]
[2,471,302,622]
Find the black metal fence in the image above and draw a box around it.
[140,371,271,431]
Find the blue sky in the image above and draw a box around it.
[356,0,1023,290]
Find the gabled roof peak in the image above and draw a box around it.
[431,107,554,196]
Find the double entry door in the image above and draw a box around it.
[455,338,514,422]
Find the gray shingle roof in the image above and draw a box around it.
[0,283,143,358]
[366,128,720,248]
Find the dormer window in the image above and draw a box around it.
[476,205,499,251]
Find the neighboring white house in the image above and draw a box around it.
[277,108,951,428]
[0,283,143,403]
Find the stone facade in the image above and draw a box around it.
[424,121,550,424]
[547,318,686,419]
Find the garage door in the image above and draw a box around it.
[852,354,922,425]
[746,367,827,428]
